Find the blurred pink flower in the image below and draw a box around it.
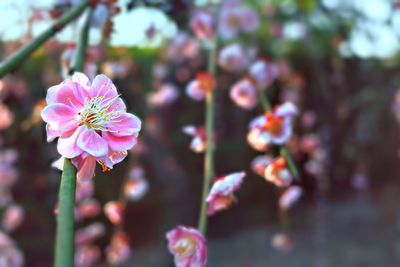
[230,78,257,110]
[104,201,125,225]
[0,103,14,130]
[218,44,248,72]
[147,83,179,107]
[75,223,105,246]
[299,134,320,154]
[0,231,24,267]
[167,33,200,62]
[2,204,24,232]
[219,1,259,40]
[279,186,303,210]
[182,125,207,153]
[75,199,101,220]
[249,59,279,90]
[75,244,100,267]
[186,72,215,101]
[271,232,293,252]
[166,226,207,267]
[124,166,149,201]
[248,102,298,148]
[206,172,245,215]
[191,10,214,40]
[41,72,141,181]
[251,155,272,177]
[264,157,293,187]
[105,232,131,266]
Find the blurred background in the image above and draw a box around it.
[0,0,400,266]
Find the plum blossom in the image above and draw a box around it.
[75,245,100,267]
[271,232,293,252]
[218,44,248,72]
[264,157,293,187]
[41,72,141,182]
[167,33,200,62]
[218,0,259,40]
[105,232,131,266]
[2,205,24,232]
[191,10,214,40]
[247,102,298,149]
[123,166,149,201]
[249,59,279,90]
[229,78,257,110]
[279,186,303,210]
[104,201,125,225]
[75,198,101,220]
[147,83,179,107]
[206,172,245,215]
[0,103,14,131]
[186,72,215,101]
[251,155,272,177]
[75,223,106,246]
[182,125,206,153]
[166,226,207,267]
[0,231,24,267]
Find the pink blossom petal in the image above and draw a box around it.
[41,103,78,132]
[76,156,96,182]
[90,74,117,99]
[107,113,141,137]
[46,124,60,142]
[57,127,84,158]
[71,72,91,88]
[77,129,108,157]
[103,132,138,151]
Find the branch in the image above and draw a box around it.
[0,0,89,78]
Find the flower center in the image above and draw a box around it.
[263,113,283,136]
[78,95,124,131]
[228,15,241,27]
[173,236,196,257]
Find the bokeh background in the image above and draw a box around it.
[1,0,400,266]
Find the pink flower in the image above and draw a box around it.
[251,155,272,177]
[206,172,245,215]
[106,232,131,266]
[75,245,100,267]
[104,201,125,225]
[279,186,303,210]
[230,78,257,110]
[264,157,293,187]
[166,226,207,267]
[75,223,105,246]
[148,83,179,107]
[186,72,215,101]
[191,10,214,40]
[75,199,101,220]
[218,44,248,72]
[123,166,149,201]
[247,102,298,147]
[271,232,293,252]
[0,103,14,130]
[182,125,206,153]
[167,33,200,62]
[218,1,259,40]
[41,72,141,182]
[249,59,279,90]
[2,204,24,232]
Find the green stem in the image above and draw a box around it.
[258,90,299,179]
[198,38,217,236]
[54,158,77,267]
[72,8,93,72]
[54,9,92,267]
[0,0,89,78]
